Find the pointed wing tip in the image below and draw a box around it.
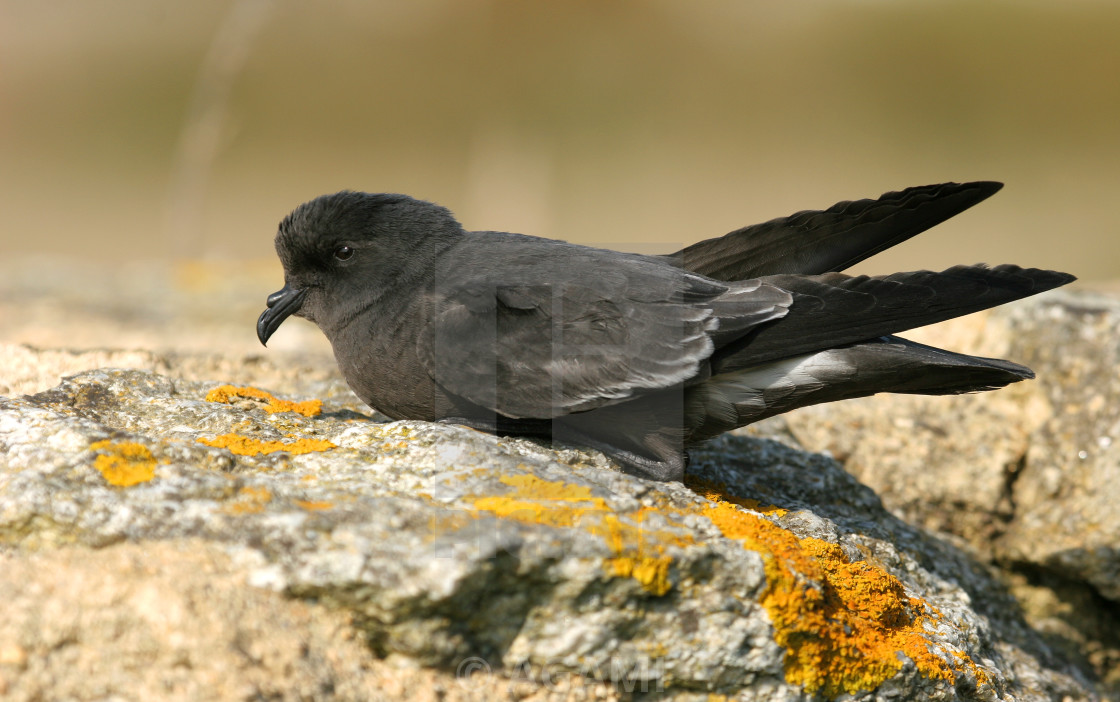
[933,180,1003,202]
[945,264,1077,294]
[983,355,1035,382]
[1026,267,1077,291]
[970,180,1004,198]
[903,180,1004,205]
[971,180,1004,191]
[1050,272,1078,292]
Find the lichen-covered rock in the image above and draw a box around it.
[775,289,1120,688]
[0,366,1094,700]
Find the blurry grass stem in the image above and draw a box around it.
[165,0,274,260]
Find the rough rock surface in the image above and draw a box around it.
[0,540,561,702]
[0,362,1095,700]
[0,262,1114,700]
[776,289,1120,689]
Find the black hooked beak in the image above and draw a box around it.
[256,284,308,346]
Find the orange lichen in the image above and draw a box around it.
[697,490,986,696]
[469,473,987,695]
[685,475,787,516]
[295,499,334,511]
[225,485,273,514]
[205,385,322,417]
[471,474,687,595]
[89,439,160,487]
[605,554,674,596]
[198,433,336,456]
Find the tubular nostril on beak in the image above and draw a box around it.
[257,285,308,347]
[266,287,289,308]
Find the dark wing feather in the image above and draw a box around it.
[422,235,791,418]
[671,181,1003,280]
[712,264,1074,373]
[686,337,1035,442]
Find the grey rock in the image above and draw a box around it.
[0,364,1095,700]
[0,540,624,702]
[774,289,1120,692]
[997,292,1120,591]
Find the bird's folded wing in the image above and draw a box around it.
[671,181,1003,279]
[711,264,1075,373]
[420,258,790,419]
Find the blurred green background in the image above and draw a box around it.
[2,0,1119,281]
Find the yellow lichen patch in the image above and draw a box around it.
[89,439,159,487]
[198,433,336,456]
[606,554,674,596]
[697,491,980,697]
[471,474,689,595]
[471,474,600,528]
[205,384,322,417]
[225,485,273,514]
[685,475,787,516]
[468,473,987,695]
[295,499,334,511]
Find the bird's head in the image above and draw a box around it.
[256,191,461,345]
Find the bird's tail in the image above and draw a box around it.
[711,264,1074,374]
[684,336,1032,444]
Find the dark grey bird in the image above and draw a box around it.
[257,181,1073,481]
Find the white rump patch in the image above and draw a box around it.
[701,350,857,411]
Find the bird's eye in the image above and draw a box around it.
[333,245,354,261]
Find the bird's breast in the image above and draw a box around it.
[325,295,441,421]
